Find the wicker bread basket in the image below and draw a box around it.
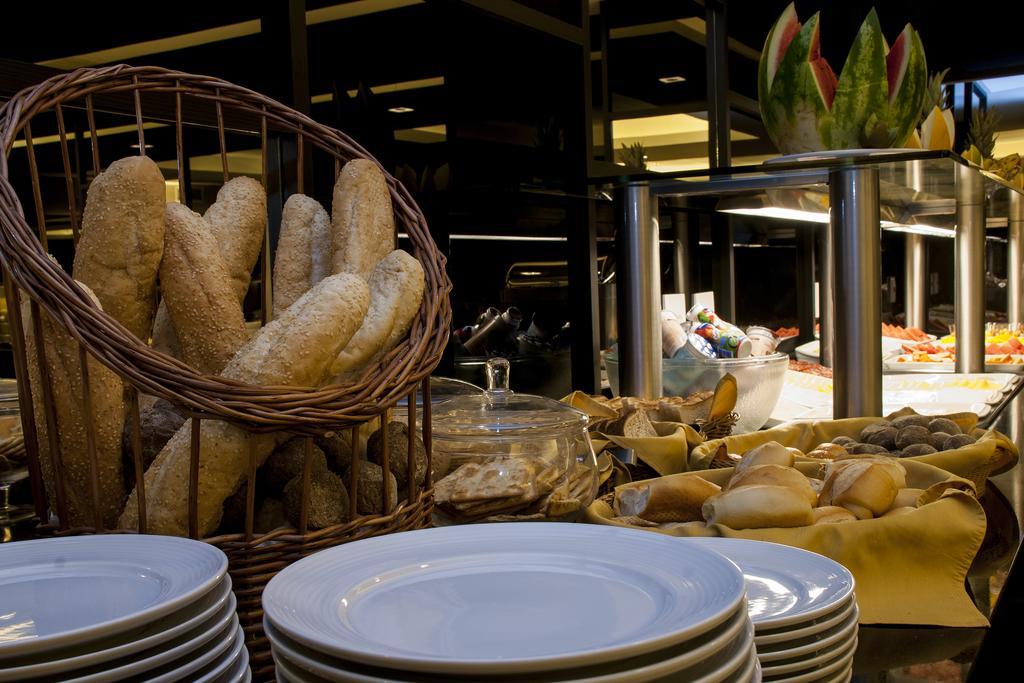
[0,64,452,677]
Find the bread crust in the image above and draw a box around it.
[330,159,395,278]
[73,156,164,340]
[160,203,248,374]
[120,274,370,535]
[23,283,126,528]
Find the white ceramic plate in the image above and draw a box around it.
[271,620,755,683]
[267,605,751,683]
[62,596,237,683]
[760,632,858,677]
[757,607,858,663]
[193,625,248,683]
[683,539,854,630]
[0,575,234,681]
[264,524,746,675]
[0,535,227,659]
[755,599,855,647]
[215,637,251,683]
[141,623,244,683]
[761,638,856,683]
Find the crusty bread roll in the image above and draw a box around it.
[329,250,424,379]
[73,156,164,340]
[120,273,370,536]
[725,464,817,506]
[892,487,925,510]
[702,485,813,529]
[614,476,721,523]
[883,506,915,518]
[160,203,248,374]
[331,159,395,278]
[812,506,857,524]
[23,283,125,528]
[204,176,267,301]
[818,460,900,520]
[735,441,794,473]
[273,194,319,316]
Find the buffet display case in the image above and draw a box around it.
[614,150,1024,418]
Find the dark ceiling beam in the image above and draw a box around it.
[454,0,585,45]
[0,58,64,100]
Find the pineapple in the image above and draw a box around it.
[916,69,955,150]
[967,108,1000,158]
[620,142,648,170]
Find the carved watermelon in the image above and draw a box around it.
[759,4,927,154]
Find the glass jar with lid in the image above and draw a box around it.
[430,357,598,524]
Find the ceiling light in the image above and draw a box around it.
[129,143,155,150]
[882,223,955,238]
[659,75,686,84]
[388,106,414,114]
[719,207,830,223]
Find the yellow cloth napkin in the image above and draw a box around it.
[585,459,988,627]
[689,413,1019,489]
[562,391,705,475]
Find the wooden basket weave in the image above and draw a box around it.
[0,64,452,678]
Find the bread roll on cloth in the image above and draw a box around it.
[159,203,248,374]
[329,249,424,379]
[614,476,721,523]
[734,441,794,473]
[273,194,330,316]
[818,459,905,519]
[725,464,818,506]
[120,273,370,536]
[702,484,814,529]
[23,283,125,528]
[73,156,164,340]
[331,159,395,278]
[152,177,266,357]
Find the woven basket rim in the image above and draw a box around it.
[0,64,452,429]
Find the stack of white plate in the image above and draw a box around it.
[687,539,857,683]
[264,524,761,682]
[0,535,249,682]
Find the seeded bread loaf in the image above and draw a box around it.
[119,273,370,536]
[331,159,395,279]
[23,283,126,528]
[72,156,164,341]
[159,203,248,374]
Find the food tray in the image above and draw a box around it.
[883,352,1024,374]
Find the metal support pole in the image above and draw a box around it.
[795,227,815,344]
[617,182,662,399]
[955,164,986,373]
[1010,192,1024,328]
[904,234,928,329]
[817,223,835,368]
[830,167,882,418]
[672,205,689,301]
[904,159,928,330]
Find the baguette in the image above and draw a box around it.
[329,250,424,378]
[310,198,332,285]
[23,283,125,528]
[702,484,813,529]
[72,156,164,340]
[331,159,395,278]
[153,178,266,357]
[204,176,267,301]
[614,476,721,523]
[273,194,320,316]
[120,273,370,536]
[160,203,248,374]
